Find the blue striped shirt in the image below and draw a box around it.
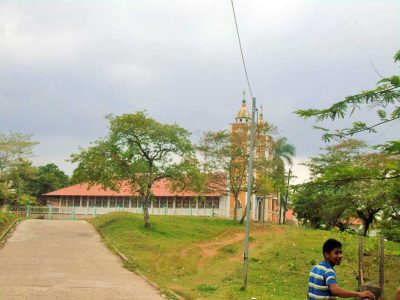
[308,261,337,300]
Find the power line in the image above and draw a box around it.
[230,0,254,99]
[369,118,399,144]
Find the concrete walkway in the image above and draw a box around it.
[0,220,165,300]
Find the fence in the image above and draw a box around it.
[2,205,232,221]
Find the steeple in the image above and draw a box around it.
[235,90,251,123]
[258,105,264,124]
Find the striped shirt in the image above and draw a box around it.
[308,261,337,300]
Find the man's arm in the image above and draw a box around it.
[329,283,375,299]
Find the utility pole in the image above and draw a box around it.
[242,97,256,290]
[283,168,292,224]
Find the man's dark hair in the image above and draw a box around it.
[322,239,342,255]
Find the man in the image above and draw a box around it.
[308,238,375,299]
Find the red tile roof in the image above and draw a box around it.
[44,179,225,197]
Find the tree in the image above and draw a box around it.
[379,178,400,241]
[0,132,38,205]
[0,132,37,177]
[5,158,39,205]
[36,163,69,199]
[71,112,201,227]
[197,130,247,222]
[294,51,400,237]
[293,139,395,235]
[270,137,295,224]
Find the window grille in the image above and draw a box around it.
[123,197,130,208]
[182,198,190,208]
[160,198,167,208]
[116,198,124,207]
[152,198,160,208]
[205,198,213,208]
[94,198,102,207]
[213,197,220,208]
[168,198,174,208]
[74,198,80,206]
[175,197,182,208]
[110,197,116,208]
[198,198,205,208]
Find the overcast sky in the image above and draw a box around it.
[1,0,399,183]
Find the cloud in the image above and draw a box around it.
[0,0,399,180]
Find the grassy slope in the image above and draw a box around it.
[90,213,400,300]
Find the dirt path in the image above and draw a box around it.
[0,220,164,300]
[189,224,285,266]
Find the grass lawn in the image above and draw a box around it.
[90,212,400,300]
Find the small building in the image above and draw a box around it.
[43,179,230,218]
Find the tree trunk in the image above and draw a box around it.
[142,196,151,228]
[278,193,282,225]
[233,198,240,222]
[335,221,346,232]
[362,217,373,237]
[239,205,247,224]
[283,195,288,224]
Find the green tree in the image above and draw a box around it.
[270,137,295,224]
[197,130,247,222]
[294,51,400,238]
[35,163,69,199]
[6,158,39,205]
[293,140,395,235]
[0,132,38,205]
[71,112,201,227]
[0,132,38,177]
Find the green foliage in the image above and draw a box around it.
[0,132,38,205]
[197,130,248,221]
[0,132,38,177]
[0,211,18,236]
[71,112,202,227]
[379,178,400,241]
[198,129,295,223]
[293,139,398,236]
[295,50,400,237]
[36,163,69,198]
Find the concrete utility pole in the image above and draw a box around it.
[242,97,256,290]
[283,168,292,224]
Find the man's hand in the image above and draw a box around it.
[329,283,376,299]
[359,290,375,300]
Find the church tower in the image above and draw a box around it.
[229,93,279,223]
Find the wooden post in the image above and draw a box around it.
[379,236,384,300]
[358,238,364,292]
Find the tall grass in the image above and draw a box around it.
[0,211,18,237]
